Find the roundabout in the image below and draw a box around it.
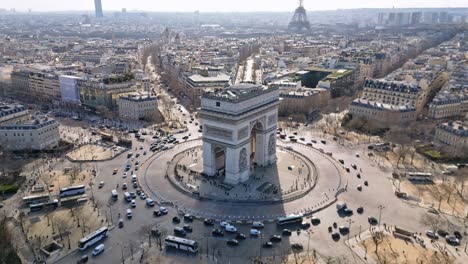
[141,139,345,221]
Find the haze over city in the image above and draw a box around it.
[2,0,468,12]
[0,1,467,264]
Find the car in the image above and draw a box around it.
[143,151,147,155]
[437,229,449,237]
[113,168,118,174]
[282,229,292,236]
[332,232,340,240]
[425,230,439,239]
[140,193,147,200]
[79,254,89,263]
[212,229,224,236]
[225,224,237,232]
[153,210,162,217]
[250,229,261,236]
[262,242,273,248]
[132,182,138,188]
[333,222,338,228]
[235,233,246,240]
[139,146,144,150]
[122,183,127,190]
[446,235,460,245]
[203,218,215,226]
[311,140,317,143]
[135,165,139,170]
[351,164,357,170]
[126,209,132,219]
[357,173,361,179]
[174,227,187,237]
[321,140,326,144]
[306,143,313,146]
[98,181,105,188]
[357,207,364,214]
[338,226,349,234]
[345,167,350,173]
[220,221,230,227]
[328,226,333,233]
[364,181,369,186]
[227,239,239,246]
[343,208,353,215]
[355,153,360,157]
[146,198,155,206]
[130,199,136,208]
[184,214,194,222]
[172,216,181,223]
[118,219,124,228]
[130,192,136,199]
[252,221,264,228]
[183,225,193,232]
[159,207,168,214]
[368,217,378,225]
[270,235,282,242]
[311,217,321,225]
[123,172,128,178]
[135,154,140,158]
[135,161,139,165]
[136,189,142,195]
[454,231,462,240]
[338,159,344,164]
[92,244,105,256]
[291,243,303,251]
[357,185,362,191]
[300,222,311,229]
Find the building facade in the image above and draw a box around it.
[117,92,158,120]
[201,84,279,185]
[0,103,29,125]
[434,120,468,150]
[185,73,230,107]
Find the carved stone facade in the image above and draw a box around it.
[201,84,279,185]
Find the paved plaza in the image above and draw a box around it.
[142,139,345,221]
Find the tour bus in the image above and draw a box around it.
[111,190,118,201]
[165,235,199,253]
[79,226,109,250]
[124,192,131,202]
[29,199,58,212]
[59,185,86,198]
[277,214,304,225]
[23,194,50,205]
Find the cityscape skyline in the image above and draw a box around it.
[1,0,467,12]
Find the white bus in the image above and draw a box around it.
[23,194,50,205]
[79,226,109,250]
[165,235,198,253]
[277,214,303,225]
[111,190,118,201]
[60,185,86,198]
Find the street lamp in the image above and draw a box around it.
[378,205,385,229]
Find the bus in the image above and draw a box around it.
[111,190,118,201]
[59,185,86,198]
[277,214,303,225]
[60,195,87,206]
[79,227,109,250]
[29,199,58,212]
[23,194,50,205]
[164,235,198,253]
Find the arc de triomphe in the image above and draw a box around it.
[200,84,279,185]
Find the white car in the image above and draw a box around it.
[225,224,237,232]
[252,221,264,228]
[146,198,155,206]
[250,229,261,236]
[220,221,230,227]
[92,244,105,256]
[98,181,105,188]
[130,199,136,208]
[159,207,168,214]
[140,193,147,200]
[123,172,128,178]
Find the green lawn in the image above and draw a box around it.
[423,150,443,159]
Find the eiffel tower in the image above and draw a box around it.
[288,0,311,33]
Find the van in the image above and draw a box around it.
[126,209,132,219]
[131,174,137,182]
[225,225,237,232]
[252,221,264,228]
[92,244,105,256]
[250,229,261,236]
[124,192,131,202]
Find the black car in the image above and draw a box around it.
[212,229,224,237]
[270,235,282,242]
[321,140,326,144]
[357,207,364,214]
[437,229,449,237]
[172,216,181,223]
[132,182,138,188]
[184,214,194,222]
[262,242,273,248]
[364,181,368,186]
[183,225,192,232]
[136,189,142,195]
[204,218,215,226]
[311,217,321,225]
[368,217,378,225]
[118,219,124,228]
[291,243,303,251]
[357,173,361,179]
[79,255,89,263]
[227,239,239,246]
[282,229,292,236]
[328,226,333,233]
[332,232,340,240]
[235,233,246,240]
[338,159,344,164]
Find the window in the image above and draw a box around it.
[216,102,221,107]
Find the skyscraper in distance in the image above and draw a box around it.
[95,0,103,18]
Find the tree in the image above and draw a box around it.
[371,231,384,263]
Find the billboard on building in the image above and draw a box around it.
[59,75,81,104]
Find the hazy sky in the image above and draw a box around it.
[1,0,466,12]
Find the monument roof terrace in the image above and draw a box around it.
[202,84,278,103]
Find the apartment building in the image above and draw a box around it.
[434,120,468,150]
[117,92,158,120]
